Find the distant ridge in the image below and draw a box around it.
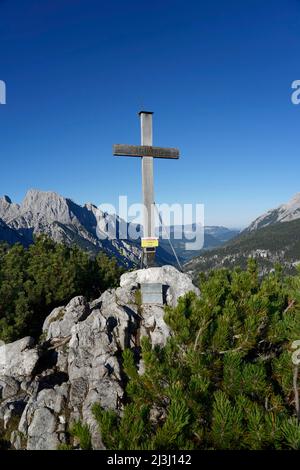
[185,192,300,276]
[245,193,300,232]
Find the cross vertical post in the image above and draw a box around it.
[140,112,155,265]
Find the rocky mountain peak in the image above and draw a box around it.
[0,195,20,223]
[2,195,11,204]
[21,189,72,224]
[246,192,300,232]
[84,202,98,212]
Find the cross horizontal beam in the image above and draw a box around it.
[113,144,179,159]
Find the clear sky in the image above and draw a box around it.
[0,0,299,228]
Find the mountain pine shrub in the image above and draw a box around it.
[93,260,300,450]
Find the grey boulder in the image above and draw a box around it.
[120,265,200,307]
[0,337,39,379]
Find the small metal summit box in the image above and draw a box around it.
[141,283,163,305]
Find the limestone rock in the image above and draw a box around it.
[140,304,171,348]
[0,337,39,379]
[27,407,59,450]
[120,265,200,307]
[67,306,124,402]
[18,382,69,450]
[0,395,27,429]
[10,430,23,450]
[43,296,90,341]
[0,376,20,400]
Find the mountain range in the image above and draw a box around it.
[0,190,141,267]
[1,189,300,274]
[185,193,300,276]
[0,190,238,266]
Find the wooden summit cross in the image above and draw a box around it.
[113,111,180,266]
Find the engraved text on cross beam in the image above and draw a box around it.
[113,144,179,159]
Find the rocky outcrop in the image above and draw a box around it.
[0,337,39,379]
[0,266,199,450]
[43,296,90,342]
[120,265,199,307]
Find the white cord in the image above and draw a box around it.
[154,202,183,272]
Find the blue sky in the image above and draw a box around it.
[0,0,299,228]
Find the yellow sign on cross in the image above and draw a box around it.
[141,237,159,248]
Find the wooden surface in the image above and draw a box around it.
[113,144,179,159]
